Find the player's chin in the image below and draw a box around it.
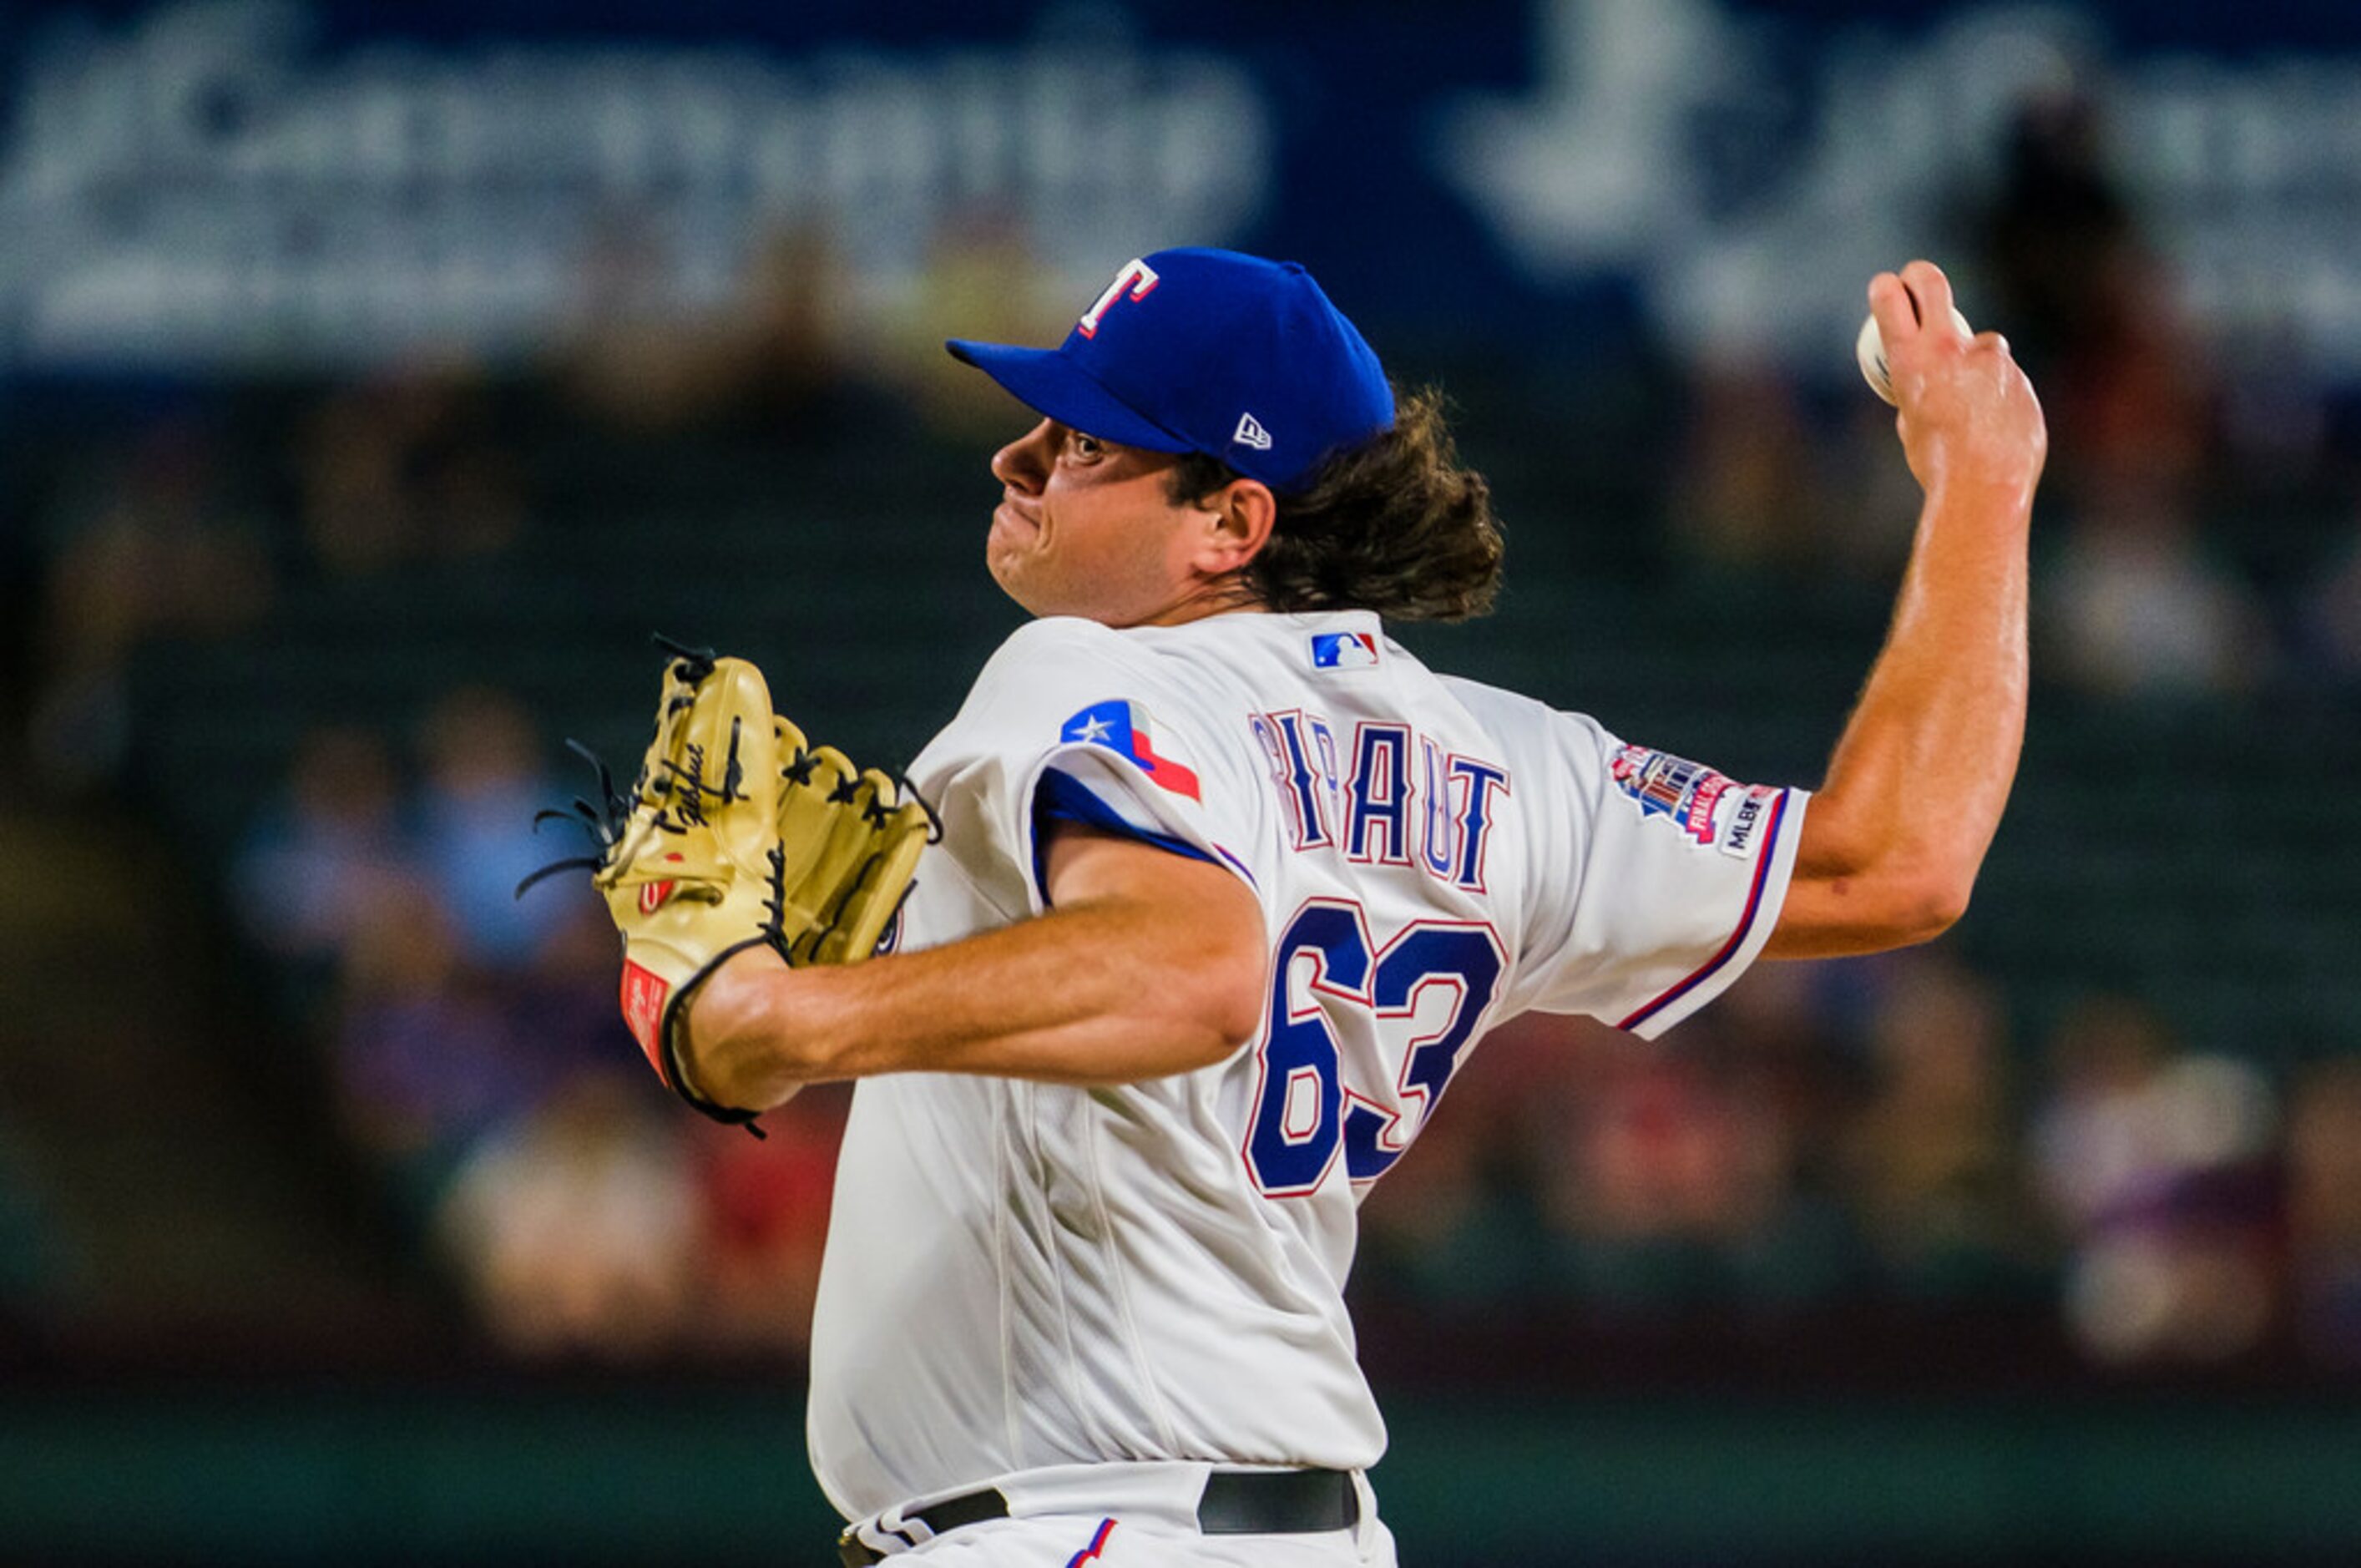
[985,554,1074,620]
[983,539,1036,606]
[986,509,1045,581]
[990,499,1043,544]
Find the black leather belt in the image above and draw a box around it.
[836,1468,1358,1565]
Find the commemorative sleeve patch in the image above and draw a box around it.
[1609,743,1740,846]
[1061,699,1203,801]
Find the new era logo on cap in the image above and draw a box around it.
[944,249,1394,493]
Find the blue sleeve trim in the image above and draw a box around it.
[1030,766,1218,907]
[1616,789,1792,1032]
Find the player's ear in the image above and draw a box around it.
[1194,478,1277,574]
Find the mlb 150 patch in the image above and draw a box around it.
[1609,744,1737,845]
[1061,700,1202,800]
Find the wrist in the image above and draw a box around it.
[680,943,797,1110]
[1919,470,2038,536]
[1919,436,2044,513]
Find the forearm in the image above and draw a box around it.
[680,837,1270,1110]
[1768,262,2045,959]
[1802,474,2031,933]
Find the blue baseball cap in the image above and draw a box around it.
[947,248,1394,493]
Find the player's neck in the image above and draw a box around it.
[1117,575,1270,629]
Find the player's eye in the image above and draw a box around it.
[1066,431,1105,462]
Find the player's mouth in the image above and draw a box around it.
[993,498,1044,540]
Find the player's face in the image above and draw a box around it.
[985,419,1219,627]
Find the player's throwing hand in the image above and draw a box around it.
[1870,259,2046,503]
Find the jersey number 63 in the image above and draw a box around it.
[1244,899,1504,1197]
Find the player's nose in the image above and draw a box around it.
[990,420,1054,493]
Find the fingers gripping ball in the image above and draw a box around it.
[1857,299,1974,405]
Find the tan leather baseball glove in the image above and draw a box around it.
[523,642,931,1128]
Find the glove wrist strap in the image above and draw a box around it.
[661,939,774,1135]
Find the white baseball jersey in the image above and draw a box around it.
[807,609,1806,1520]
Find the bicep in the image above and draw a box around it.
[1040,822,1268,1042]
[1040,822,1266,948]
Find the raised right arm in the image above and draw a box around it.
[1764,260,2048,960]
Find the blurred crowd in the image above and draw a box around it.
[2,213,1073,1363]
[1672,89,2359,701]
[224,691,855,1363]
[1357,959,2361,1373]
[2,83,2358,1382]
[166,717,2361,1378]
[161,688,2361,1374]
[129,676,2361,1375]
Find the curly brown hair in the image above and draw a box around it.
[1165,386,1503,622]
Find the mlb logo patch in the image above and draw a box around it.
[1061,699,1202,800]
[1311,631,1380,670]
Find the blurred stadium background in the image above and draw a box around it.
[3,0,2360,1562]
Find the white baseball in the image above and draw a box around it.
[1857,303,1973,405]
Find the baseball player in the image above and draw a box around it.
[672,249,2045,1564]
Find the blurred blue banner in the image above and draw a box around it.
[6,0,2361,377]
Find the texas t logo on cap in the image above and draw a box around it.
[1078,259,1160,338]
[946,248,1394,493]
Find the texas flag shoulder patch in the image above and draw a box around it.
[1061,699,1202,801]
